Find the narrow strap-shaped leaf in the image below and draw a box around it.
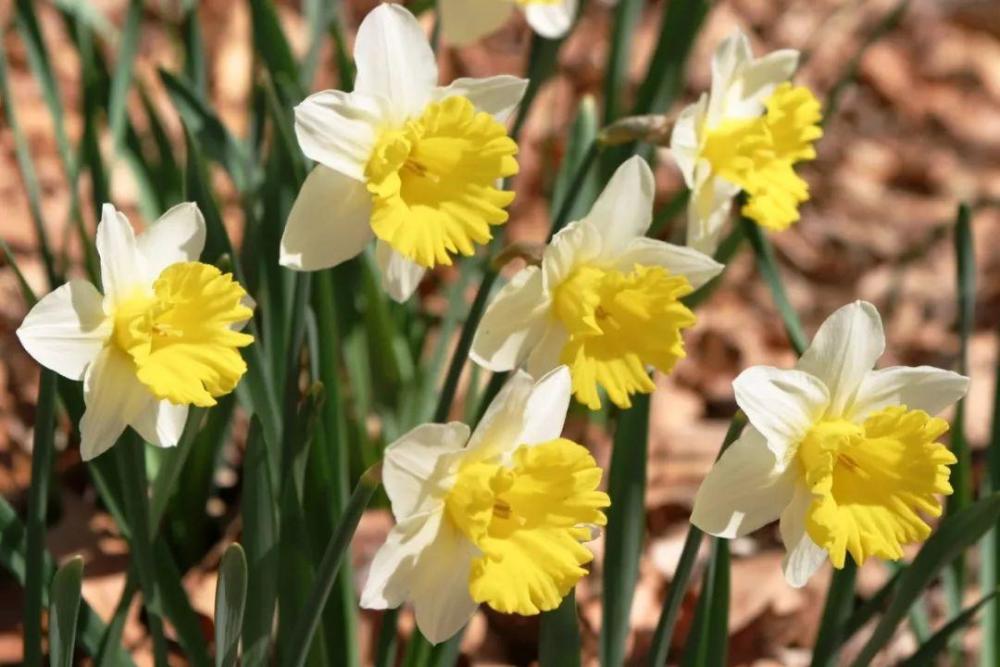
[248,0,301,100]
[23,369,58,667]
[114,438,168,666]
[241,419,280,667]
[0,499,134,666]
[551,97,600,230]
[540,589,582,667]
[48,556,84,667]
[283,464,382,667]
[147,408,206,532]
[742,218,809,355]
[681,538,730,667]
[603,0,643,123]
[215,544,248,667]
[632,0,709,116]
[600,394,650,666]
[840,566,901,642]
[107,0,142,152]
[644,416,747,666]
[850,493,1000,667]
[809,562,858,667]
[0,24,59,288]
[900,591,999,667]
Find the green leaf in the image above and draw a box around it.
[215,544,249,667]
[551,97,600,227]
[850,493,1000,667]
[809,561,858,667]
[632,0,709,116]
[241,419,280,667]
[0,22,59,289]
[681,538,730,667]
[160,68,253,191]
[645,415,746,666]
[0,498,135,666]
[23,369,58,667]
[48,556,85,667]
[540,589,582,667]
[114,439,169,666]
[600,394,650,666]
[107,0,142,152]
[283,464,382,667]
[900,591,999,667]
[248,0,301,100]
[742,218,809,355]
[148,408,207,532]
[603,0,643,123]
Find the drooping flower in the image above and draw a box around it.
[281,3,527,302]
[439,0,578,45]
[691,301,968,586]
[361,367,609,643]
[470,157,723,410]
[670,30,823,254]
[17,204,254,461]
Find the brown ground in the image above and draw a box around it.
[1,0,999,665]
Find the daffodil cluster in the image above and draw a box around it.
[11,1,969,651]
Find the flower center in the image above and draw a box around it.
[365,95,519,269]
[796,406,955,568]
[444,438,609,616]
[111,262,254,407]
[551,263,696,410]
[700,83,823,231]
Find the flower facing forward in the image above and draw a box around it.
[470,157,723,410]
[361,367,609,643]
[670,30,823,254]
[691,301,969,586]
[17,204,254,460]
[281,3,527,302]
[439,0,578,46]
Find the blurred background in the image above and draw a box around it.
[1,0,999,664]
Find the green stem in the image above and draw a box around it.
[546,142,600,242]
[742,218,809,355]
[810,562,858,667]
[540,590,581,667]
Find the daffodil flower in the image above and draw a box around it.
[281,3,528,302]
[691,301,969,586]
[470,156,723,410]
[17,204,254,461]
[670,30,823,254]
[439,0,578,46]
[361,367,609,643]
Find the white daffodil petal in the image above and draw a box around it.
[470,266,548,372]
[514,366,572,447]
[686,163,739,256]
[375,241,427,303]
[96,204,146,306]
[523,0,578,39]
[361,512,443,610]
[410,517,479,644]
[582,156,655,254]
[439,0,515,46]
[353,4,436,120]
[780,483,827,588]
[707,30,754,122]
[669,95,706,186]
[383,422,471,520]
[468,370,536,453]
[541,220,603,293]
[614,238,724,290]
[852,366,970,420]
[796,301,885,418]
[737,49,799,113]
[79,346,154,461]
[525,324,569,380]
[16,280,111,381]
[691,427,795,538]
[280,165,374,271]
[132,399,188,449]
[294,90,380,181]
[733,366,829,459]
[437,75,528,122]
[136,202,206,280]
